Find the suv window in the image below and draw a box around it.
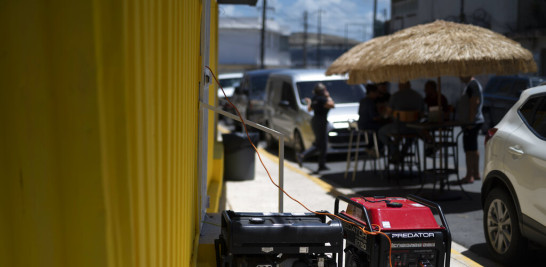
[246,75,269,99]
[281,82,298,110]
[219,78,241,88]
[266,79,277,101]
[519,96,546,138]
[296,80,365,104]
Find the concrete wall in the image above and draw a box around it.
[219,17,291,70]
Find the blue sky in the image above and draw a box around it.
[219,0,391,42]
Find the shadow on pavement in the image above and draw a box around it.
[468,243,546,267]
[319,170,482,214]
[465,244,499,267]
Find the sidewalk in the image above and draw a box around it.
[224,147,496,267]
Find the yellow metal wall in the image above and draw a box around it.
[207,1,224,214]
[0,0,217,266]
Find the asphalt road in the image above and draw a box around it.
[258,129,545,267]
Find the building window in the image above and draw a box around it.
[392,0,418,18]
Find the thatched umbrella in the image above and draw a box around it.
[327,20,537,85]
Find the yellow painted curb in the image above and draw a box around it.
[450,248,483,267]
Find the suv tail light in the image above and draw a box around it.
[484,128,498,146]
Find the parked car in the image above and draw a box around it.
[482,85,546,265]
[482,75,545,132]
[230,69,286,130]
[218,72,243,124]
[263,69,366,156]
[218,72,243,100]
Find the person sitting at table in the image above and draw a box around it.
[424,80,449,115]
[358,83,388,155]
[376,81,391,117]
[377,81,425,163]
[423,80,449,155]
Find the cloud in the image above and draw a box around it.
[219,0,390,41]
[219,5,237,16]
[281,0,371,40]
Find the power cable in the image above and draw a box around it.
[205,65,394,267]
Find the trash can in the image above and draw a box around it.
[222,132,260,181]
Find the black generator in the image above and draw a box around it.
[215,210,344,267]
[335,195,451,267]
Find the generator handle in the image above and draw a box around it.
[407,195,450,232]
[334,195,374,232]
[407,194,452,267]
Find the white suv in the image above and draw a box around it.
[482,85,546,264]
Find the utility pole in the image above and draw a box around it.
[316,8,322,68]
[459,0,466,23]
[373,0,377,37]
[260,0,267,69]
[303,11,308,68]
[344,24,348,50]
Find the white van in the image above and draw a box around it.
[263,69,366,155]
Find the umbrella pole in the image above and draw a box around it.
[437,76,445,170]
[437,76,442,113]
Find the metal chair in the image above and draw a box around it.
[384,132,422,181]
[384,110,422,182]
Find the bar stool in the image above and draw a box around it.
[344,122,382,182]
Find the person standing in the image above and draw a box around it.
[456,76,484,184]
[297,83,335,173]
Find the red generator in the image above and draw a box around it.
[335,195,451,267]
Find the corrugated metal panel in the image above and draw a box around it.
[1,0,216,266]
[1,0,107,266]
[105,0,204,266]
[206,0,223,214]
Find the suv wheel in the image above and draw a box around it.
[293,131,305,158]
[483,187,527,263]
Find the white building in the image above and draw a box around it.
[219,17,291,72]
[390,0,517,33]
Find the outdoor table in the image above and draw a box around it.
[407,120,472,200]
